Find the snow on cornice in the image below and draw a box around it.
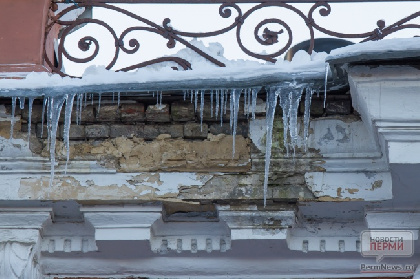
[326,37,420,65]
[0,49,327,96]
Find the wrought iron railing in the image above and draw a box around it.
[46,0,420,77]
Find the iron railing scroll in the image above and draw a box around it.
[46,0,420,77]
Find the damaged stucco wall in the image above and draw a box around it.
[0,92,390,203]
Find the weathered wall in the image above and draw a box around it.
[0,91,384,203]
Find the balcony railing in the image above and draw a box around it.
[47,0,420,77]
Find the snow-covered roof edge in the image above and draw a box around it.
[326,37,420,65]
[0,42,328,96]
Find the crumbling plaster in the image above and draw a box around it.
[0,97,391,202]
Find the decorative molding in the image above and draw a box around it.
[41,219,97,253]
[81,205,162,241]
[0,209,51,279]
[150,218,231,254]
[347,65,420,165]
[365,211,420,232]
[286,222,365,252]
[0,242,39,279]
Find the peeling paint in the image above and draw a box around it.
[371,180,383,190]
[347,188,359,194]
[305,172,392,201]
[17,172,214,200]
[336,187,342,197]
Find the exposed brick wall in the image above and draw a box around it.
[19,97,253,141]
[14,91,353,141]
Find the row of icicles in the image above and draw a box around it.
[9,85,316,206]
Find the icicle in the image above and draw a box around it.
[117,92,121,107]
[78,93,83,124]
[41,97,47,138]
[288,89,304,157]
[91,93,94,106]
[229,90,234,131]
[63,94,75,174]
[190,90,193,103]
[324,63,329,108]
[243,88,248,116]
[112,92,115,103]
[200,90,204,131]
[183,90,186,101]
[48,95,67,187]
[224,90,228,115]
[75,94,80,125]
[10,97,16,140]
[84,92,87,108]
[75,94,83,125]
[279,90,291,157]
[46,97,52,151]
[263,86,280,207]
[210,90,213,118]
[215,89,219,120]
[194,90,198,112]
[232,89,241,158]
[156,91,158,105]
[97,93,102,114]
[18,97,25,110]
[251,88,258,120]
[303,87,313,152]
[159,91,163,107]
[27,98,34,141]
[220,89,224,126]
[247,88,251,118]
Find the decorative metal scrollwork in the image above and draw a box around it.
[45,0,420,77]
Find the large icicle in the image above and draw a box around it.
[324,63,329,108]
[215,89,219,120]
[76,93,83,125]
[63,94,75,173]
[46,97,52,151]
[48,95,66,187]
[194,90,198,112]
[27,98,34,141]
[229,90,233,131]
[200,90,204,131]
[244,88,248,116]
[251,88,258,120]
[79,94,82,123]
[279,90,291,156]
[97,93,102,114]
[231,89,241,158]
[224,90,228,115]
[288,88,303,156]
[10,97,16,140]
[41,97,47,137]
[84,92,88,108]
[263,86,280,207]
[220,89,225,126]
[303,87,313,152]
[210,90,213,118]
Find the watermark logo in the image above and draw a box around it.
[360,263,415,274]
[360,230,414,262]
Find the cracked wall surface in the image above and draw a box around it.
[0,92,389,203]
